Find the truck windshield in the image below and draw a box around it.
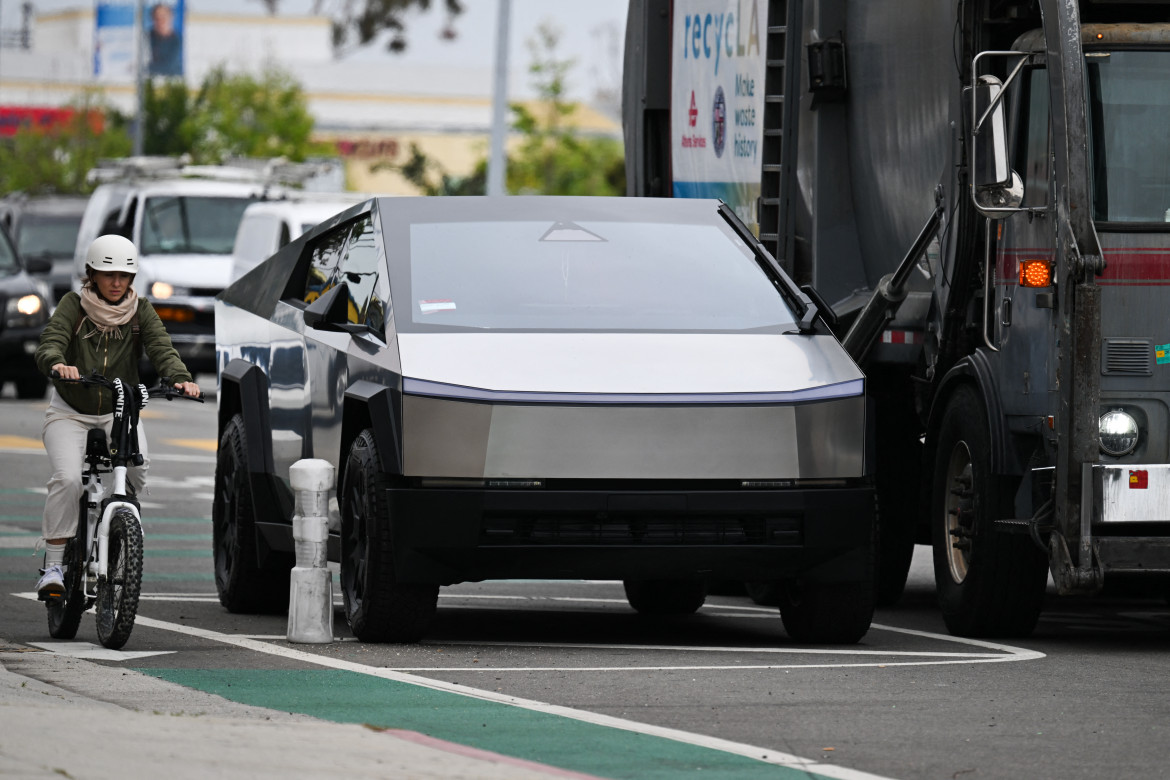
[1086,50,1170,223]
[17,215,83,260]
[140,196,256,255]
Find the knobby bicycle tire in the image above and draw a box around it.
[96,509,144,650]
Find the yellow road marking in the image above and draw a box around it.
[0,435,42,449]
[162,438,217,452]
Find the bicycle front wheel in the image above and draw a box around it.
[96,509,144,650]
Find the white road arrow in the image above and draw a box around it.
[29,641,175,662]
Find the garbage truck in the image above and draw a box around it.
[624,0,1170,636]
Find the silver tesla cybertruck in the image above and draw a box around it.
[214,196,873,643]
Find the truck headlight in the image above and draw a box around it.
[1099,409,1139,457]
[5,293,48,328]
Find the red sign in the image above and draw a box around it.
[688,91,698,127]
[1129,470,1149,489]
[0,106,103,137]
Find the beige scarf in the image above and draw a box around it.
[78,284,138,339]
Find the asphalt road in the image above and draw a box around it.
[3,384,1170,780]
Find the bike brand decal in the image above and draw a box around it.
[113,378,125,421]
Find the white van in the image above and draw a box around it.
[74,177,271,375]
[229,196,367,284]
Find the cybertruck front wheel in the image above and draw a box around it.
[340,429,438,643]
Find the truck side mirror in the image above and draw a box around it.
[969,75,1024,216]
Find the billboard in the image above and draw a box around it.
[94,2,136,82]
[670,0,766,230]
[147,0,185,77]
[94,0,185,81]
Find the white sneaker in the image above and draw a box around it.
[36,565,65,601]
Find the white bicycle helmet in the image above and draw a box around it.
[85,234,138,273]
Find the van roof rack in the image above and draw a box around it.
[87,156,342,190]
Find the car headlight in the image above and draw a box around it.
[1099,409,1139,457]
[152,281,175,299]
[5,293,49,328]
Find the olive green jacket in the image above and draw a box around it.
[35,291,193,415]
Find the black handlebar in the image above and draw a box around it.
[50,370,205,403]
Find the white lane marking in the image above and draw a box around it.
[28,641,176,662]
[422,640,1005,658]
[124,614,900,780]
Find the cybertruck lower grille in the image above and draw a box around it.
[480,515,802,546]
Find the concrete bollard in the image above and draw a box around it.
[287,459,335,644]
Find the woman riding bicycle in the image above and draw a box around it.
[33,234,200,600]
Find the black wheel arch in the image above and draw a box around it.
[218,358,293,558]
[340,380,403,490]
[926,352,1020,478]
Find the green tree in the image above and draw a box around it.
[162,66,327,163]
[392,142,486,196]
[505,22,625,196]
[257,0,463,54]
[0,93,132,195]
[385,21,624,197]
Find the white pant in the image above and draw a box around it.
[42,404,148,540]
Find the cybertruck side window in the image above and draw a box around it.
[303,221,352,304]
[333,214,385,332]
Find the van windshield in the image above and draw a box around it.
[140,196,256,255]
[1086,50,1170,223]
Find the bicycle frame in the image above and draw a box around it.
[80,377,147,588]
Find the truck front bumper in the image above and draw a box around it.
[1091,464,1170,573]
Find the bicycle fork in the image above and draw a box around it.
[83,464,141,590]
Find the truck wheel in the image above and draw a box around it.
[778,575,874,644]
[340,429,438,643]
[623,579,707,615]
[931,386,1047,637]
[213,413,290,614]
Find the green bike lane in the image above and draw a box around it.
[130,613,893,780]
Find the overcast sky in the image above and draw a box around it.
[3,0,629,101]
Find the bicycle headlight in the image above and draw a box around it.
[5,293,49,328]
[1099,409,1139,457]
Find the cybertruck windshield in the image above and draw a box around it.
[1087,50,1170,224]
[391,204,800,334]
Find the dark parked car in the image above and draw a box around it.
[213,196,874,643]
[0,221,52,398]
[0,193,88,304]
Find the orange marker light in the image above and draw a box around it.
[1019,259,1052,288]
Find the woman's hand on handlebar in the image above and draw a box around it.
[50,364,80,381]
[174,380,201,399]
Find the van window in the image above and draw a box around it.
[234,213,281,270]
[140,195,256,255]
